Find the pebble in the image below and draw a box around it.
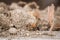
[8,28,17,34]
[26,33,30,36]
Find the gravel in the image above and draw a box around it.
[0,1,60,38]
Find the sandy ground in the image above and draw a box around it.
[0,31,60,40]
[0,38,60,40]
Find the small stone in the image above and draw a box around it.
[9,24,14,27]
[36,32,39,35]
[26,33,30,36]
[8,28,17,34]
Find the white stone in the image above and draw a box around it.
[9,28,17,34]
